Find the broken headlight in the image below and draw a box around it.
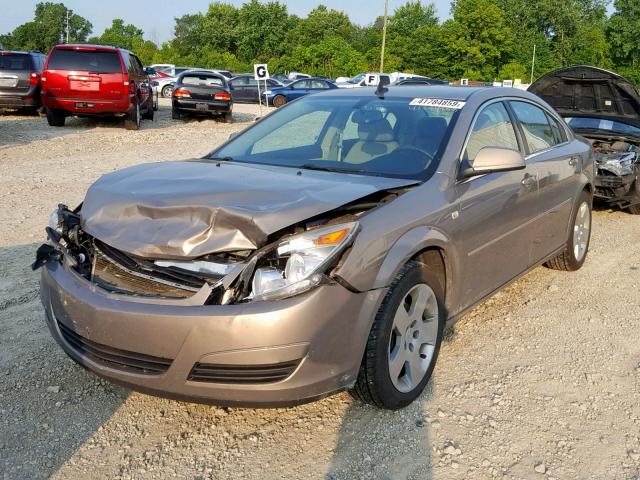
[250,221,358,301]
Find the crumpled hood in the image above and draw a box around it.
[81,160,416,259]
[528,65,640,130]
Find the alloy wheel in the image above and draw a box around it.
[388,283,439,393]
[572,201,590,262]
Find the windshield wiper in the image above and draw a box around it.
[297,164,366,174]
[210,156,234,162]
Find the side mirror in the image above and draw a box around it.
[228,132,240,140]
[462,147,525,177]
[151,80,159,87]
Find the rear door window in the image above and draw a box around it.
[47,49,122,73]
[0,53,32,70]
[510,101,560,154]
[465,102,520,160]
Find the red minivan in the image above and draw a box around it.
[41,44,156,130]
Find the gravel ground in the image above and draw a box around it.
[1,99,639,480]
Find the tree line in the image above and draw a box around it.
[1,0,638,84]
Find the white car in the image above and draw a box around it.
[336,73,392,89]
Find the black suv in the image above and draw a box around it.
[0,50,46,112]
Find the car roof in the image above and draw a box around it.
[310,85,546,104]
[0,50,44,56]
[313,85,481,100]
[53,44,127,53]
[178,69,226,78]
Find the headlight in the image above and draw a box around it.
[250,221,358,301]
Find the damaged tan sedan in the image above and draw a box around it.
[35,86,594,409]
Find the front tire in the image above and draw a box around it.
[46,108,65,127]
[546,190,592,271]
[273,95,287,108]
[350,261,445,409]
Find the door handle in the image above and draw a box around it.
[521,175,537,188]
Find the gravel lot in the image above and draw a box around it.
[1,99,639,480]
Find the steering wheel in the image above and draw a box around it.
[392,146,435,168]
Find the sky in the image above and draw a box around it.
[0,0,452,43]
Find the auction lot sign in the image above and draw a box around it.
[254,64,270,80]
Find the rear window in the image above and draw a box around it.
[0,53,32,70]
[181,74,225,87]
[47,49,122,73]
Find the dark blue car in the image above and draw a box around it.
[264,78,338,107]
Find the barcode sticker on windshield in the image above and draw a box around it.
[410,98,466,109]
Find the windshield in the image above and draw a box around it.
[48,49,121,73]
[565,117,640,137]
[211,95,458,180]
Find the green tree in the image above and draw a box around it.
[608,0,640,83]
[90,19,143,50]
[234,0,291,62]
[1,2,92,53]
[439,0,514,80]
[386,2,440,73]
[285,5,356,48]
[198,3,240,53]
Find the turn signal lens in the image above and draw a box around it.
[314,228,349,246]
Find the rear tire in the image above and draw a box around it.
[171,107,181,120]
[161,85,173,98]
[349,261,445,409]
[273,95,287,108]
[628,204,640,215]
[545,190,592,271]
[46,108,65,127]
[223,111,233,123]
[124,101,141,130]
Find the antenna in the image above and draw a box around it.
[66,8,69,43]
[380,0,388,73]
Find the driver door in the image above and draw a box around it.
[454,101,540,304]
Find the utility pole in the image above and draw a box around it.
[530,44,536,84]
[380,0,388,73]
[66,8,69,43]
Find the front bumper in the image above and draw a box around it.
[595,169,640,207]
[40,260,384,407]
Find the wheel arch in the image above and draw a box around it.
[371,226,456,309]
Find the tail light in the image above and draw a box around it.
[214,92,231,101]
[29,72,41,86]
[123,74,135,94]
[173,88,191,98]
